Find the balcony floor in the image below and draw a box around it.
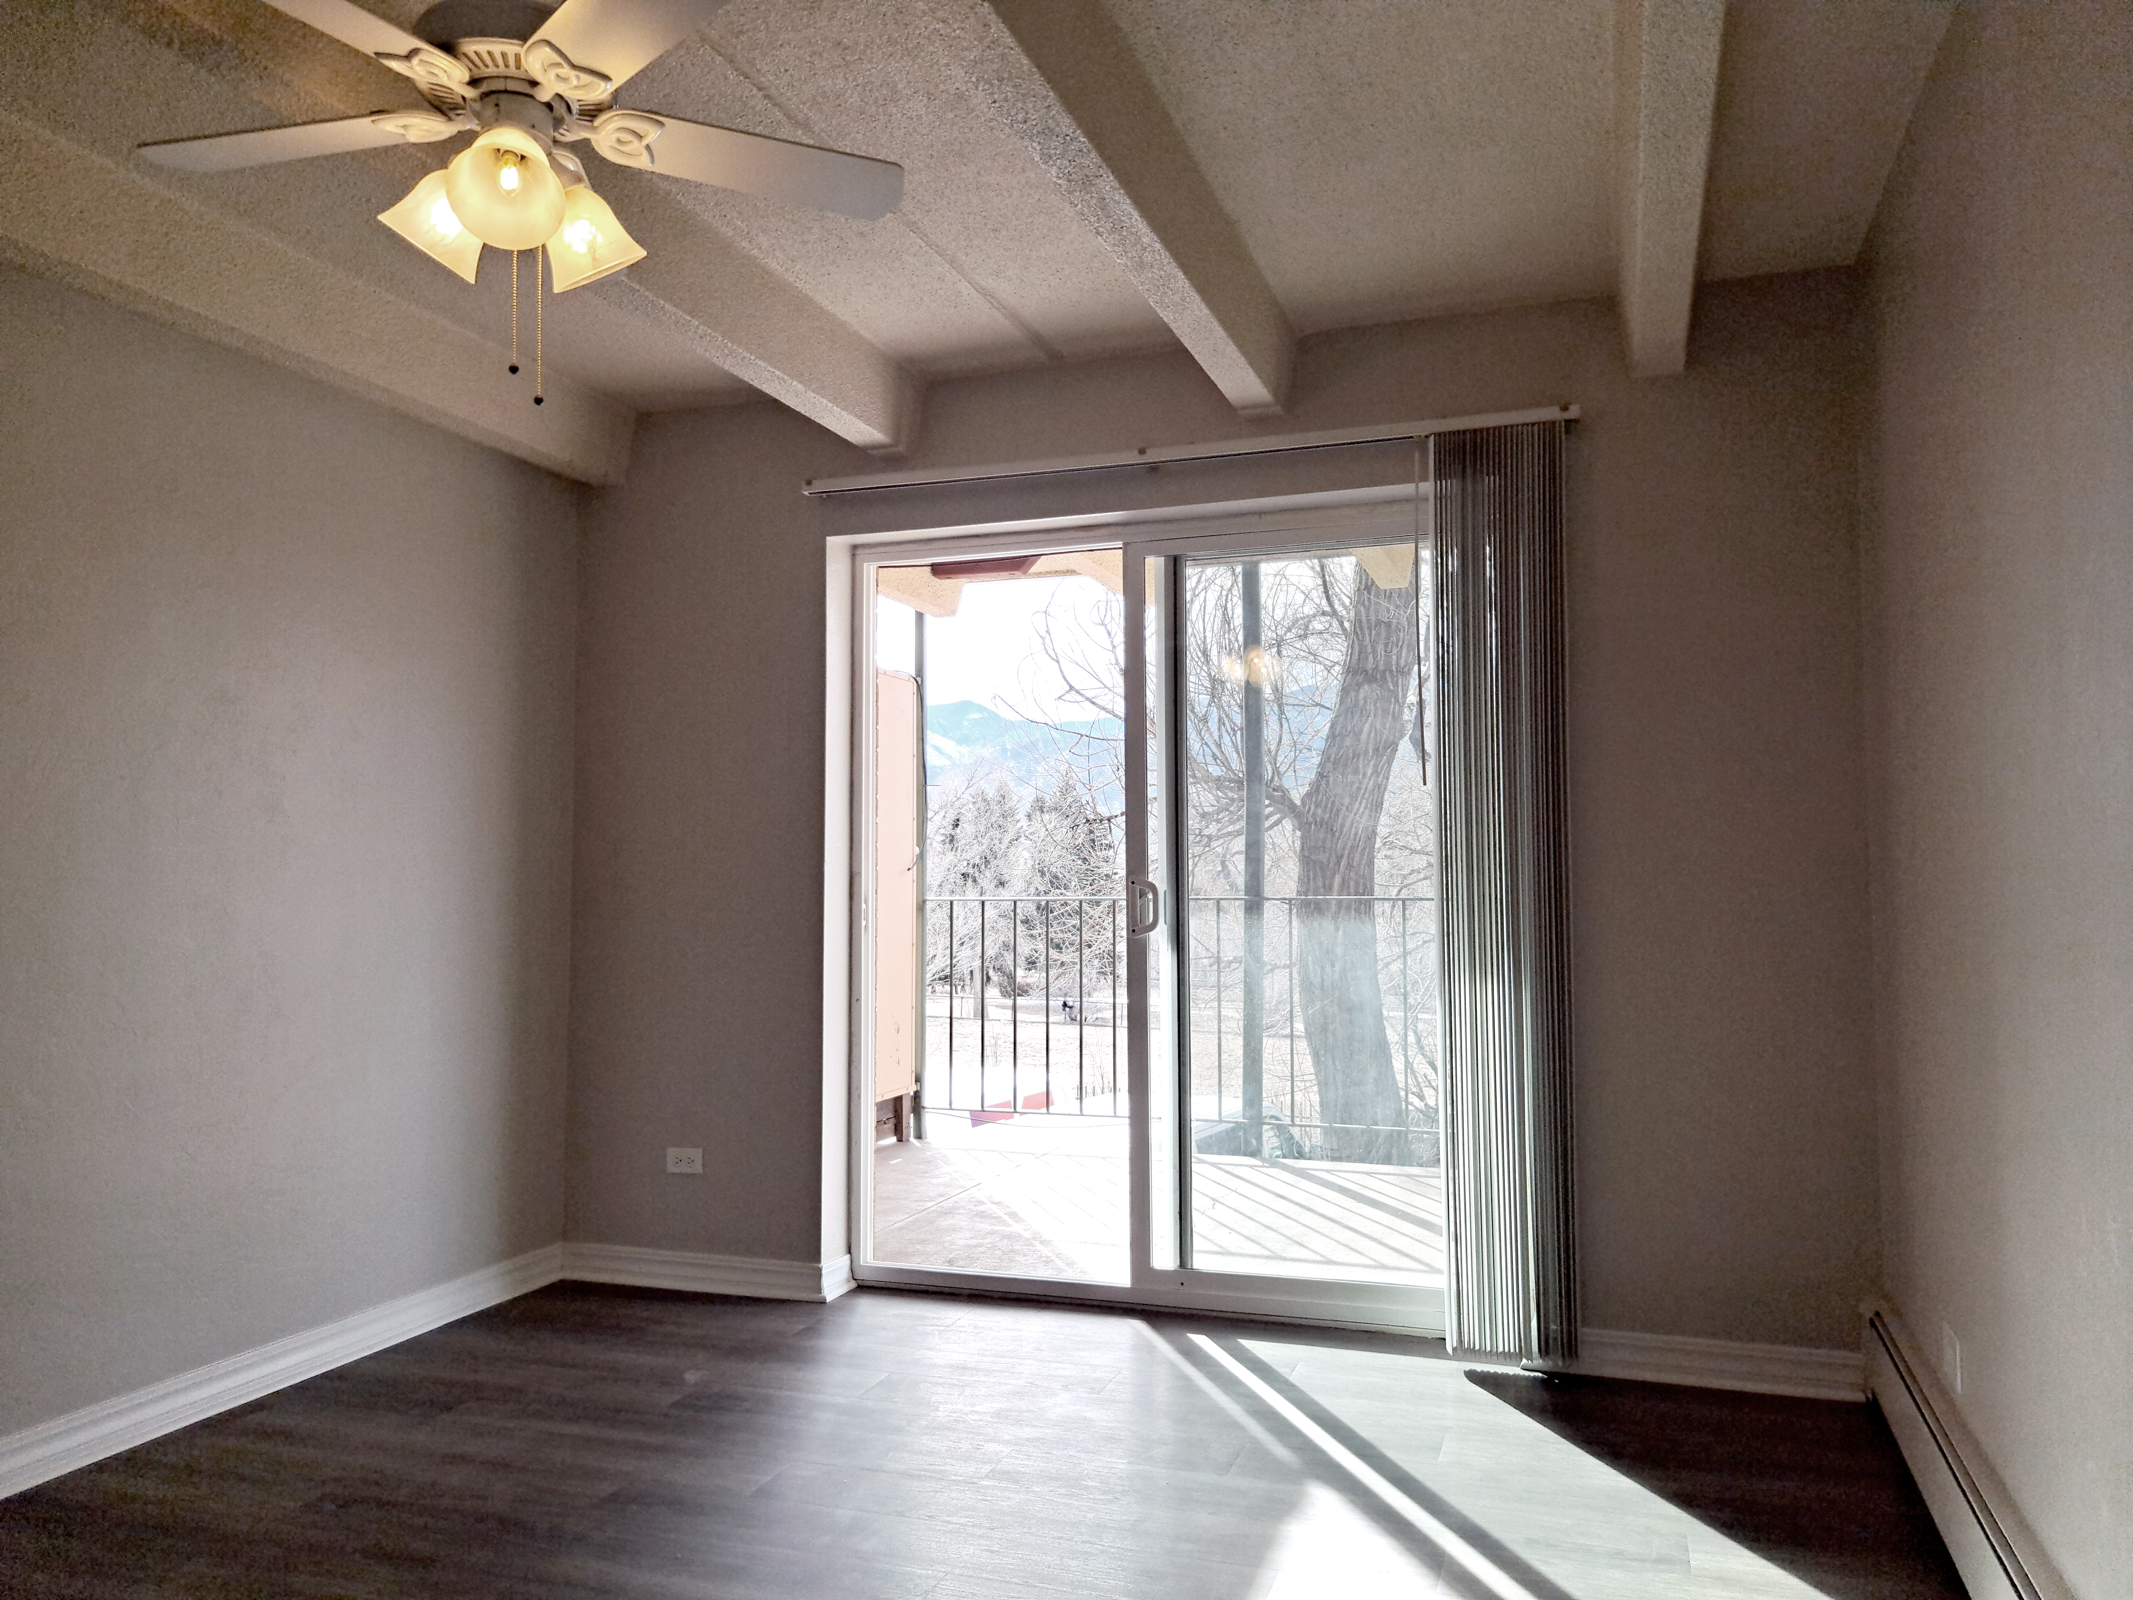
[871,1110,1443,1287]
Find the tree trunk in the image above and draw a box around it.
[1294,565,1416,1164]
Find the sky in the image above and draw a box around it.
[876,572,1122,723]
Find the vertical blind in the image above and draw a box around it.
[1432,420,1577,1366]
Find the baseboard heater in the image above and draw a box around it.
[1865,1309,2069,1600]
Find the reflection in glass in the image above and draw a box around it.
[1180,539,1441,1285]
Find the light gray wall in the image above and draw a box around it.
[573,269,1879,1351]
[1862,1,2132,1591]
[568,408,847,1263]
[0,266,579,1435]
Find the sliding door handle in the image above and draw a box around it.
[1128,878,1162,937]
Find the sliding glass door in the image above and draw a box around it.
[855,507,1443,1329]
[1168,538,1440,1288]
[864,548,1133,1285]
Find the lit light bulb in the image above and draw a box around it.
[543,181,646,292]
[444,126,566,251]
[377,168,483,283]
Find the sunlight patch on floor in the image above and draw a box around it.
[1258,1480,1445,1598]
[1216,1336,1838,1600]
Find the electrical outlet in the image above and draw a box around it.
[1940,1322,1962,1394]
[665,1147,704,1175]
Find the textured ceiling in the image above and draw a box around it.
[0,0,1949,477]
[1106,0,1620,333]
[627,0,1176,377]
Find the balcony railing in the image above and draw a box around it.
[920,893,1438,1164]
[925,896,1126,1121]
[1186,894,1439,1166]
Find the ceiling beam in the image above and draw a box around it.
[1613,0,1727,377]
[597,183,920,455]
[0,108,634,484]
[937,0,1294,416]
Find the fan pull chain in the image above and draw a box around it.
[508,251,520,376]
[533,248,545,406]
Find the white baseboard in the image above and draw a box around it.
[560,1242,855,1302]
[1866,1306,2072,1600]
[0,1241,865,1504]
[0,1245,563,1501]
[1575,1326,1866,1402]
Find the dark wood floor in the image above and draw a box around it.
[1,1284,1963,1599]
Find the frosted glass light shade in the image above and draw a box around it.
[377,169,483,283]
[545,185,646,291]
[444,126,566,250]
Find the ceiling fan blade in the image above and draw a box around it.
[257,0,431,62]
[615,115,904,221]
[137,115,417,172]
[257,0,473,94]
[528,0,734,95]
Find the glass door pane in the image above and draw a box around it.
[1174,538,1443,1287]
[865,548,1132,1284]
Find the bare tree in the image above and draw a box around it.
[934,561,1434,1163]
[1181,554,1427,1165]
[1291,564,1418,1163]
[1024,763,1120,900]
[926,773,1022,901]
[925,577,1128,1008]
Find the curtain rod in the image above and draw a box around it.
[802,404,1579,496]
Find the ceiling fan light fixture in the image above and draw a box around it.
[445,125,566,250]
[545,183,646,292]
[377,168,483,283]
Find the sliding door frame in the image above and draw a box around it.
[1128,513,1442,1299]
[842,498,1445,1334]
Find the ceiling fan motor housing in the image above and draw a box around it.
[473,86,559,147]
[391,33,614,127]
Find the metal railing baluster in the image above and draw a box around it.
[947,900,956,1109]
[1287,899,1297,1129]
[977,898,987,1112]
[1110,897,1120,1114]
[1010,899,1019,1115]
[915,893,1433,1132]
[1076,898,1086,1112]
[1401,897,1413,1111]
[1220,904,1237,1126]
[1042,898,1052,1112]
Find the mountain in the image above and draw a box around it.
[925,700,1122,797]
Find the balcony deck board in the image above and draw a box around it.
[870,1114,1442,1286]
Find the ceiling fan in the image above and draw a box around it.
[137,0,903,384]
